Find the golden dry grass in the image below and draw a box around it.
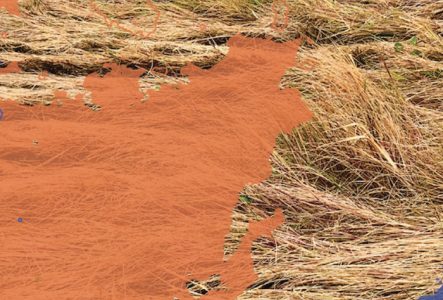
[1,0,442,299]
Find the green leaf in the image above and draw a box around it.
[394,42,404,52]
[239,195,252,204]
[391,71,407,82]
[420,69,443,79]
[411,49,422,57]
[408,36,418,46]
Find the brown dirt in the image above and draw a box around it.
[0,34,311,299]
[1,0,442,299]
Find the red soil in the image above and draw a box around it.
[0,0,21,16]
[0,34,312,299]
[0,61,21,74]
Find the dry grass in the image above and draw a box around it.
[1,0,442,299]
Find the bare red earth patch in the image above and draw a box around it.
[0,61,21,74]
[0,0,21,16]
[0,35,312,299]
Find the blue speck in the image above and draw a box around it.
[0,108,3,121]
[17,217,23,223]
[419,285,443,300]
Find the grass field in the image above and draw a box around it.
[1,0,442,299]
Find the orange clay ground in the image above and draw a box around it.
[1,1,442,299]
[0,35,311,299]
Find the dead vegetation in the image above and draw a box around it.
[1,0,442,299]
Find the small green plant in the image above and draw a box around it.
[411,49,422,57]
[391,71,407,82]
[420,69,443,79]
[239,195,252,204]
[408,36,418,46]
[394,42,404,52]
